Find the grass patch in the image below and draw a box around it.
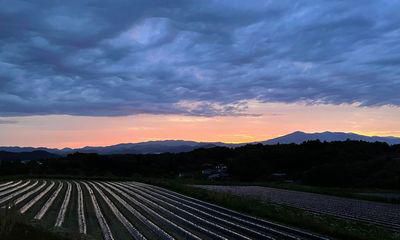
[143,178,400,240]
[3,222,73,240]
[0,203,74,240]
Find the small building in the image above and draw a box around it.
[202,164,229,180]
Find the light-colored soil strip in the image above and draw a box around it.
[123,183,251,240]
[90,182,146,240]
[75,181,87,234]
[109,182,204,240]
[0,181,35,205]
[55,181,72,227]
[97,182,174,240]
[83,182,114,240]
[35,181,63,220]
[0,181,29,198]
[130,183,274,240]
[20,181,55,214]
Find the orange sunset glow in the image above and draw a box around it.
[1,102,399,148]
[1,1,400,149]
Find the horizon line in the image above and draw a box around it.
[1,130,399,149]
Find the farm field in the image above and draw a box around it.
[0,180,329,240]
[193,185,400,232]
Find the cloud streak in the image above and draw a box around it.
[0,119,17,124]
[0,0,399,117]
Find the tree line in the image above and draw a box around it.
[0,140,399,189]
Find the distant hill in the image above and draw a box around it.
[263,131,400,145]
[0,131,399,156]
[0,140,232,155]
[67,140,230,155]
[0,150,60,161]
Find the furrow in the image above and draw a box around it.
[0,180,27,197]
[300,207,400,232]
[143,183,327,240]
[82,182,114,240]
[130,183,277,240]
[20,181,55,214]
[90,182,146,240]
[75,181,87,234]
[0,181,13,188]
[109,182,210,240]
[0,181,35,206]
[35,181,63,220]
[55,181,72,227]
[0,181,18,192]
[96,182,175,240]
[14,181,47,206]
[121,183,252,240]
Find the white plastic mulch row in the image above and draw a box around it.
[14,181,47,206]
[55,181,72,227]
[75,181,87,234]
[0,180,330,240]
[148,184,329,240]
[82,182,114,240]
[142,183,301,240]
[109,182,205,240]
[0,181,36,205]
[121,183,250,240]
[0,181,13,188]
[20,181,55,214]
[35,181,64,220]
[96,182,175,240]
[90,182,146,240]
[0,181,20,192]
[130,183,278,240]
[0,180,27,198]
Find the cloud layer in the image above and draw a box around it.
[1,0,399,117]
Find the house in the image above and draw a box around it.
[201,164,229,180]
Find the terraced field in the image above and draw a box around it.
[0,180,329,240]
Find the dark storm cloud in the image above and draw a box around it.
[0,0,399,117]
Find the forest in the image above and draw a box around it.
[1,140,399,189]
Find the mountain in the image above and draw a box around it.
[0,132,399,156]
[0,140,232,155]
[262,131,400,145]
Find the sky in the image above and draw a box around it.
[0,0,400,148]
